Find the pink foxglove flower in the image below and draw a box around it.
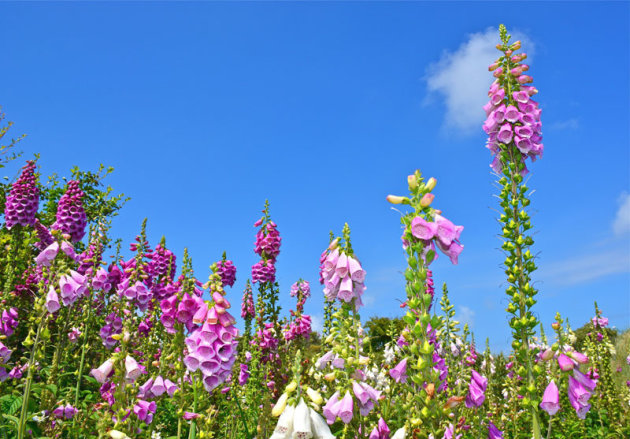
[389,358,408,383]
[35,242,59,266]
[540,380,560,415]
[52,180,87,243]
[90,359,114,384]
[4,160,39,229]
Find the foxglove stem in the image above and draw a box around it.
[492,25,542,439]
[17,312,48,439]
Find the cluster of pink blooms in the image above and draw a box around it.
[240,283,255,319]
[133,399,157,425]
[410,214,464,265]
[183,306,239,392]
[483,44,543,175]
[100,312,123,348]
[252,218,281,283]
[45,269,88,312]
[0,307,18,336]
[290,280,310,298]
[148,243,177,280]
[284,314,311,341]
[4,160,39,229]
[119,279,153,312]
[253,322,279,358]
[51,180,87,243]
[320,247,366,308]
[137,375,178,399]
[159,282,224,334]
[52,404,78,420]
[215,258,237,287]
[540,368,597,420]
[322,379,381,425]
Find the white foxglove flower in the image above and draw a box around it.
[391,427,406,439]
[271,404,295,439]
[308,408,334,439]
[292,399,312,439]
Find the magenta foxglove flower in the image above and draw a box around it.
[443,424,462,439]
[369,418,391,439]
[0,341,13,363]
[51,180,87,243]
[216,259,237,287]
[0,308,19,337]
[568,375,592,419]
[67,327,81,343]
[465,370,488,408]
[4,160,39,229]
[487,421,504,439]
[240,283,255,319]
[183,412,200,420]
[539,380,560,415]
[557,354,575,371]
[133,399,157,424]
[52,404,78,420]
[389,358,408,383]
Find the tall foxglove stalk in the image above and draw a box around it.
[485,24,543,438]
[386,170,466,438]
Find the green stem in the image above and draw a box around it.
[233,389,252,438]
[17,312,47,439]
[188,376,198,439]
[72,302,93,433]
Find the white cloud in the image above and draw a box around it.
[613,192,630,236]
[541,248,630,286]
[458,305,476,329]
[549,119,579,131]
[425,27,533,135]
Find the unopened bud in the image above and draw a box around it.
[306,387,323,405]
[518,75,533,84]
[271,393,288,417]
[425,177,437,191]
[420,193,434,208]
[493,67,504,78]
[324,372,336,382]
[407,174,418,190]
[505,49,513,57]
[488,62,500,72]
[328,237,340,250]
[551,322,561,330]
[511,40,521,50]
[285,381,298,393]
[541,348,554,361]
[386,195,409,205]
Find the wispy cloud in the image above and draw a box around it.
[458,305,476,329]
[549,119,579,131]
[540,248,629,287]
[613,192,630,236]
[425,27,533,135]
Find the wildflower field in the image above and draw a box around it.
[0,24,629,439]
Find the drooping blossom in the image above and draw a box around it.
[52,404,78,420]
[0,308,19,337]
[320,243,366,309]
[540,380,560,416]
[241,282,255,319]
[389,358,408,384]
[487,421,504,439]
[133,399,157,425]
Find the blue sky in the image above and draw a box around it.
[1,2,628,351]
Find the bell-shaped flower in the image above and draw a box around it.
[573,369,596,392]
[557,354,574,371]
[337,391,354,424]
[539,380,560,416]
[46,286,61,313]
[90,359,114,384]
[335,253,349,278]
[411,216,438,241]
[125,355,142,382]
[389,358,408,384]
[273,403,295,437]
[487,421,504,439]
[497,123,513,144]
[434,215,464,247]
[348,256,366,283]
[292,399,312,439]
[322,391,340,425]
[309,407,335,439]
